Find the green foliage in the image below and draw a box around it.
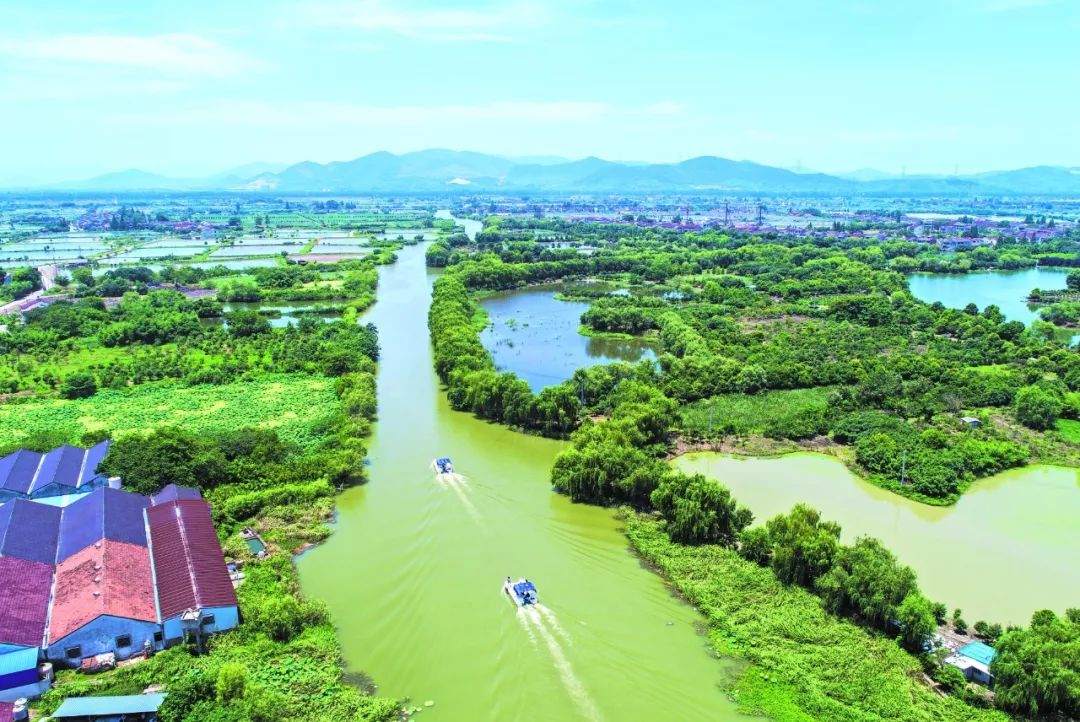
[626,517,1007,722]
[60,370,97,399]
[766,504,841,588]
[650,472,753,545]
[215,663,248,702]
[100,426,229,494]
[815,536,918,630]
[992,609,1080,717]
[0,375,339,450]
[1014,384,1062,430]
[894,593,938,653]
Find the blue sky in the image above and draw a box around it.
[0,0,1077,182]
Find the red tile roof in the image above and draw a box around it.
[48,540,157,643]
[147,500,237,620]
[0,555,52,647]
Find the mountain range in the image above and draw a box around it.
[20,150,1080,196]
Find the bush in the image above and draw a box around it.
[60,371,98,399]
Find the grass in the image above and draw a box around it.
[1054,418,1080,444]
[625,516,1008,722]
[0,374,337,449]
[681,387,835,437]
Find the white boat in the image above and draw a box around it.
[504,577,538,606]
[433,456,453,474]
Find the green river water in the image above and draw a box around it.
[675,452,1080,626]
[297,244,749,721]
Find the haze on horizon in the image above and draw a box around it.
[1,0,1078,185]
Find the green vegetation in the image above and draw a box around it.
[0,375,338,450]
[36,557,398,722]
[4,231,409,721]
[992,609,1080,718]
[627,517,1008,722]
[429,217,1080,719]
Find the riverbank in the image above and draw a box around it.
[671,451,1080,625]
[625,515,1009,722]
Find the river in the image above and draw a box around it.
[674,452,1080,626]
[297,243,749,721]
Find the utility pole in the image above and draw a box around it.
[723,200,731,227]
[900,449,907,485]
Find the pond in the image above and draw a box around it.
[907,267,1069,326]
[478,286,657,391]
[204,303,343,328]
[297,245,751,722]
[673,452,1080,625]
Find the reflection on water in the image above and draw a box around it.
[675,452,1080,625]
[479,286,656,391]
[908,267,1068,326]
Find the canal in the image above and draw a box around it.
[297,243,749,721]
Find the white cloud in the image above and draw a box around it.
[310,0,549,42]
[0,33,261,77]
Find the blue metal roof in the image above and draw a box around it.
[0,647,38,676]
[0,441,111,496]
[0,450,42,494]
[958,641,997,666]
[57,487,149,562]
[53,693,167,717]
[0,499,61,564]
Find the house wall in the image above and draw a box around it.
[162,605,240,644]
[46,616,161,668]
[0,666,38,692]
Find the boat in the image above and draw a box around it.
[504,577,538,606]
[433,457,454,474]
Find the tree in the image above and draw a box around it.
[993,609,1080,717]
[815,536,918,629]
[226,310,271,338]
[738,527,772,566]
[894,592,937,652]
[1067,269,1080,291]
[1014,385,1062,430]
[650,472,752,546]
[60,371,97,399]
[99,426,228,494]
[765,504,841,587]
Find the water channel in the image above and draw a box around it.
[297,243,749,721]
[674,452,1080,625]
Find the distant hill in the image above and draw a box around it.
[31,151,1080,195]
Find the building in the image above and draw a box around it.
[0,442,111,504]
[0,449,239,702]
[51,693,166,721]
[148,499,241,643]
[947,641,997,687]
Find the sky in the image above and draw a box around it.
[0,0,1078,183]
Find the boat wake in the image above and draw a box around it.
[434,472,480,521]
[519,605,602,721]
